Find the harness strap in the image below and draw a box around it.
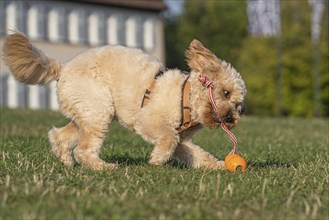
[141,71,164,108]
[176,77,200,133]
[141,71,200,133]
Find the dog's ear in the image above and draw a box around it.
[185,39,223,75]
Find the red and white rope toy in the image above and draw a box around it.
[198,75,238,154]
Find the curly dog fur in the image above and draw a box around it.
[3,31,246,170]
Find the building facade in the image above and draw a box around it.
[0,0,166,110]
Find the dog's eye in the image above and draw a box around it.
[224,90,230,98]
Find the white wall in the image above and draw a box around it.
[0,0,164,110]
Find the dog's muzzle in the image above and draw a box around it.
[225,114,234,123]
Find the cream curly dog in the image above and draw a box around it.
[3,32,246,170]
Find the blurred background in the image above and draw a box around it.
[0,0,328,118]
[164,0,328,118]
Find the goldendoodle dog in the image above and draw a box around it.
[3,32,246,170]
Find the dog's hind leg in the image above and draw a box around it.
[73,124,117,170]
[70,99,117,171]
[55,69,118,170]
[173,140,225,170]
[49,121,79,166]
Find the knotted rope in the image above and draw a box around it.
[220,122,237,154]
[198,75,238,154]
[198,75,219,113]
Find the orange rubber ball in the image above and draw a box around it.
[225,154,247,172]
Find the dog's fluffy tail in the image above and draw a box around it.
[2,31,62,85]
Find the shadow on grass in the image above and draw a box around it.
[104,156,147,166]
[104,156,189,169]
[104,155,297,170]
[248,161,297,168]
[105,155,298,169]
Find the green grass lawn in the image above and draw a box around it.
[0,108,328,219]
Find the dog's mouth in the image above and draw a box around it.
[223,120,238,130]
[202,103,239,130]
[212,109,238,130]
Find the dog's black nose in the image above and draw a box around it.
[225,114,234,123]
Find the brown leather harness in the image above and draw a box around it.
[141,71,200,133]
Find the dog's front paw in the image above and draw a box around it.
[85,161,119,171]
[204,160,226,170]
[191,158,226,170]
[149,154,170,166]
[149,157,165,166]
[101,163,119,171]
[148,149,173,166]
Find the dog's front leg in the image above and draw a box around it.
[149,131,180,166]
[173,140,225,170]
[135,120,179,166]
